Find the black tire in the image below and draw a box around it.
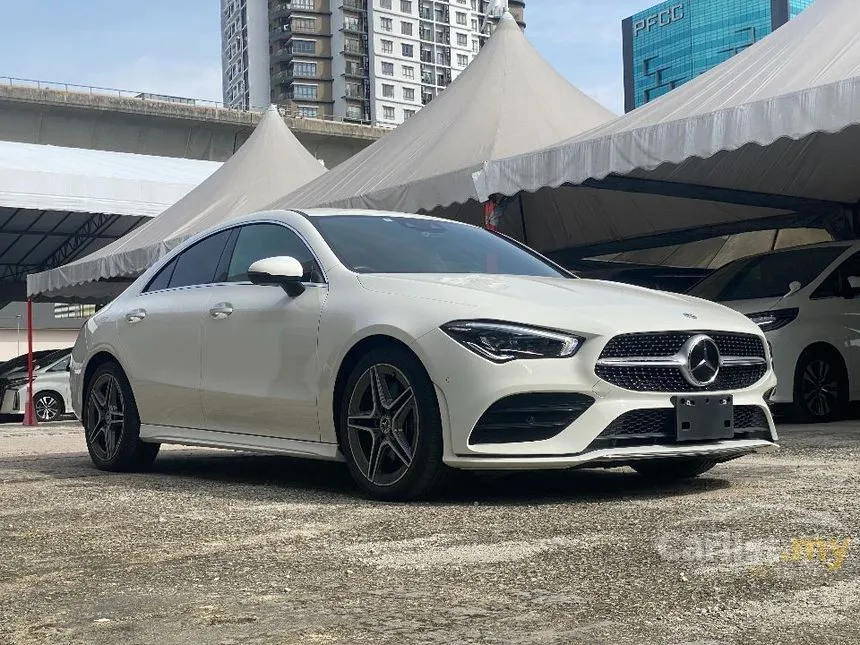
[337,346,449,501]
[33,390,64,422]
[83,361,160,471]
[791,347,847,423]
[632,458,717,481]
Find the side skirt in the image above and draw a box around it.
[139,424,344,462]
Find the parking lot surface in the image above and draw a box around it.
[0,421,858,645]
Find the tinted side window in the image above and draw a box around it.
[813,251,860,299]
[227,224,322,283]
[48,356,70,372]
[168,230,232,289]
[144,258,177,293]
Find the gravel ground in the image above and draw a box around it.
[0,420,858,645]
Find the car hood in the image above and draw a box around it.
[357,274,761,336]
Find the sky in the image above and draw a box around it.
[0,0,659,115]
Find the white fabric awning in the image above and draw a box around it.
[268,12,615,215]
[27,106,326,302]
[468,0,860,256]
[0,141,220,217]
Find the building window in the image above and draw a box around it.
[455,11,467,25]
[383,105,396,120]
[345,37,363,54]
[382,83,395,98]
[457,53,468,67]
[457,33,467,47]
[293,84,318,99]
[403,87,415,101]
[402,43,414,57]
[380,0,392,7]
[54,303,97,319]
[404,109,416,119]
[297,105,319,118]
[346,104,364,120]
[381,39,393,54]
[400,0,412,14]
[292,39,316,54]
[380,17,393,31]
[292,17,316,31]
[345,81,363,98]
[401,21,413,36]
[402,65,415,79]
[293,0,314,8]
[381,62,394,75]
[293,61,317,77]
[472,38,479,53]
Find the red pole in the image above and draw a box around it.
[23,298,37,426]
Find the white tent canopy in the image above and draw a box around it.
[466,0,860,257]
[0,141,220,217]
[268,12,614,215]
[28,106,326,302]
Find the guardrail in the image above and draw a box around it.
[0,76,390,129]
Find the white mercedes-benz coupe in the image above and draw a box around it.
[70,209,778,500]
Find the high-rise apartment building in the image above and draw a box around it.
[220,0,525,125]
[622,0,815,112]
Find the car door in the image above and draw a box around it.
[117,229,232,430]
[200,222,327,441]
[808,250,860,398]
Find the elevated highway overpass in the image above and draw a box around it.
[0,81,387,166]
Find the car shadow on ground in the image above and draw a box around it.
[90,448,732,506]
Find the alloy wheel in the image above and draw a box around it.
[86,373,125,461]
[34,394,60,422]
[346,363,420,487]
[801,359,839,418]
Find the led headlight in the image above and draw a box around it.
[442,320,583,363]
[746,308,799,332]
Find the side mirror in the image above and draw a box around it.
[786,281,802,296]
[248,256,306,297]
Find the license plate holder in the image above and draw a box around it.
[673,395,734,442]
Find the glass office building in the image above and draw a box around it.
[622,0,815,112]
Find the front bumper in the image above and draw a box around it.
[413,328,779,470]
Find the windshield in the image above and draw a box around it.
[310,215,570,278]
[689,246,848,301]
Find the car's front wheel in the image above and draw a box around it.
[792,348,847,423]
[632,458,717,480]
[338,346,448,501]
[83,362,159,471]
[34,391,64,422]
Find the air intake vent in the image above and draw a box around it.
[470,393,594,445]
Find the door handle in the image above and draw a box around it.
[125,309,146,324]
[209,303,234,320]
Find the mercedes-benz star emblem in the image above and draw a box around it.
[680,335,721,387]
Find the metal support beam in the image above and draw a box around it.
[24,213,121,280]
[579,175,853,220]
[548,211,825,264]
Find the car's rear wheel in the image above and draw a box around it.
[34,391,64,422]
[338,346,448,501]
[632,458,717,480]
[83,362,159,471]
[792,348,847,423]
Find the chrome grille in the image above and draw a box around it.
[596,331,767,393]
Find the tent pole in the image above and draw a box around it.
[518,194,528,246]
[23,298,37,426]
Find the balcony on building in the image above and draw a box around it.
[340,0,367,12]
